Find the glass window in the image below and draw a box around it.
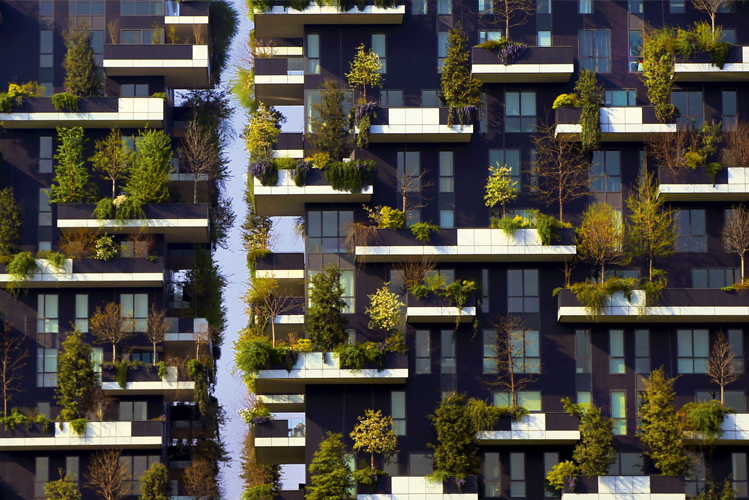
[579,0,593,14]
[380,90,403,108]
[409,453,432,475]
[119,401,147,421]
[692,268,740,288]
[440,210,454,228]
[538,31,551,47]
[629,0,643,13]
[307,210,352,254]
[612,391,626,435]
[416,330,430,374]
[510,453,525,498]
[441,330,456,397]
[726,391,746,412]
[121,293,148,332]
[37,332,58,388]
[610,330,625,374]
[39,188,52,226]
[392,391,406,435]
[478,0,492,14]
[577,391,591,405]
[635,329,650,374]
[372,34,386,73]
[439,151,454,193]
[38,295,58,334]
[670,0,685,12]
[422,90,439,108]
[723,90,737,129]
[75,294,88,333]
[512,329,540,373]
[507,269,539,313]
[121,456,160,495]
[306,33,320,75]
[590,151,621,193]
[481,269,490,312]
[579,30,611,72]
[485,453,501,497]
[121,0,163,14]
[397,151,421,224]
[412,0,427,14]
[605,90,636,107]
[537,0,550,14]
[722,29,736,44]
[489,149,521,189]
[40,137,53,173]
[437,0,452,14]
[494,392,511,407]
[733,453,748,498]
[678,329,709,374]
[437,32,449,68]
[479,31,503,44]
[728,329,744,374]
[518,391,541,411]
[544,453,559,497]
[37,402,51,419]
[629,31,643,72]
[672,91,703,128]
[576,329,591,373]
[505,91,536,133]
[35,457,49,498]
[675,209,707,252]
[483,329,497,374]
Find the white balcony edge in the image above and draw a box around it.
[0,422,161,450]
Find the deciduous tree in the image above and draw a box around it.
[244,276,297,346]
[0,321,28,415]
[491,0,534,40]
[365,284,404,334]
[346,43,384,102]
[145,305,168,365]
[484,165,519,218]
[139,462,171,500]
[181,119,221,203]
[708,332,741,404]
[89,302,134,361]
[307,264,349,350]
[307,432,354,500]
[577,202,628,278]
[91,128,130,199]
[184,459,219,500]
[721,204,749,281]
[350,409,398,471]
[692,0,734,33]
[488,314,540,407]
[84,449,128,500]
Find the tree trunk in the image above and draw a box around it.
[271,320,276,347]
[741,253,745,282]
[711,13,716,34]
[112,343,116,362]
[649,254,653,281]
[112,179,116,199]
[601,263,605,281]
[720,383,724,404]
[505,0,510,40]
[371,451,375,471]
[194,177,198,204]
[153,342,157,365]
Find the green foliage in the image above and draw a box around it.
[0,407,31,430]
[238,405,272,425]
[535,212,567,245]
[350,409,397,471]
[552,93,580,109]
[93,234,118,261]
[55,329,96,422]
[491,214,533,234]
[125,129,172,204]
[365,284,404,332]
[324,160,377,193]
[439,23,482,126]
[441,280,476,310]
[707,162,723,185]
[575,70,603,151]
[94,197,114,220]
[7,81,45,99]
[233,336,302,388]
[0,94,13,113]
[46,252,68,273]
[546,461,579,492]
[156,360,168,379]
[641,27,677,123]
[409,284,429,299]
[674,22,733,68]
[91,128,131,199]
[346,43,384,101]
[0,188,22,258]
[70,417,87,437]
[306,79,351,160]
[292,160,310,187]
[296,339,313,352]
[563,398,617,476]
[187,359,211,415]
[245,104,281,162]
[232,66,255,110]
[308,265,349,350]
[113,358,133,389]
[209,0,239,84]
[6,252,39,294]
[139,462,171,500]
[44,470,82,500]
[638,368,689,476]
[410,221,439,242]
[696,479,737,500]
[50,127,90,204]
[274,157,296,170]
[307,432,354,500]
[484,165,519,217]
[378,206,405,229]
[51,93,80,111]
[567,277,638,320]
[182,244,228,355]
[151,92,166,101]
[577,202,628,277]
[63,23,104,97]
[680,400,729,445]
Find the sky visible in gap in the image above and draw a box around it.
[215,4,304,498]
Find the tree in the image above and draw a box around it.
[577,202,628,279]
[181,119,221,203]
[365,284,404,334]
[245,103,282,163]
[184,459,219,500]
[50,127,90,204]
[562,398,617,476]
[63,22,104,97]
[722,120,749,168]
[55,329,96,421]
[244,276,297,346]
[307,264,349,350]
[85,449,128,500]
[0,321,28,415]
[139,462,171,500]
[484,165,519,218]
[491,0,534,40]
[692,0,734,33]
[708,332,741,404]
[721,204,749,281]
[397,167,433,219]
[91,128,130,199]
[145,305,168,365]
[350,409,398,472]
[346,43,384,102]
[488,314,540,407]
[44,470,82,500]
[307,432,354,500]
[626,171,676,280]
[0,187,22,259]
[89,302,134,361]
[306,79,351,160]
[439,23,482,113]
[531,123,589,222]
[125,129,173,204]
[575,70,604,151]
[638,368,689,476]
[427,393,481,477]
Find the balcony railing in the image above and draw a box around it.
[0,257,165,288]
[555,106,676,141]
[675,46,749,81]
[405,293,477,324]
[684,413,749,443]
[0,421,163,450]
[103,44,210,89]
[476,412,580,444]
[355,476,479,498]
[364,107,474,142]
[471,46,575,83]
[255,252,305,282]
[101,365,195,393]
[563,476,685,499]
[255,418,306,464]
[658,166,749,201]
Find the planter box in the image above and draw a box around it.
[472,46,574,83]
[674,46,749,81]
[564,476,685,498]
[477,412,580,444]
[555,106,676,141]
[658,166,749,202]
[365,107,474,143]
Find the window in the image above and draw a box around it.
[722,29,736,44]
[39,137,53,173]
[529,149,538,190]
[508,269,539,313]
[505,91,536,132]
[489,149,521,190]
[340,270,355,310]
[131,351,158,364]
[121,293,148,332]
[479,31,502,44]
[629,0,643,13]
[611,391,626,434]
[307,210,353,254]
[510,453,525,498]
[675,209,707,252]
[591,151,621,192]
[92,347,103,380]
[372,34,386,73]
[579,30,611,72]
[120,401,148,421]
[537,0,550,14]
[692,268,740,288]
[122,84,148,97]
[306,33,320,75]
[416,330,431,374]
[478,0,492,14]
[441,330,456,397]
[672,91,703,128]
[605,90,636,107]
[40,30,53,69]
[723,90,737,128]
[70,0,105,15]
[392,391,406,435]
[121,0,162,14]
[38,294,59,333]
[669,0,685,13]
[409,453,432,475]
[40,0,54,16]
[380,90,403,107]
[639,150,647,181]
[697,390,746,411]
[437,0,452,14]
[437,32,449,69]
[485,453,501,497]
[75,294,88,333]
[37,332,58,388]
[609,453,644,475]
[545,453,559,497]
[512,329,540,373]
[481,269,490,311]
[686,454,706,498]
[678,329,709,374]
[35,457,49,500]
[120,456,160,495]
[37,402,51,419]
[91,31,104,55]
[610,330,625,374]
[629,31,643,72]
[538,31,551,47]
[412,0,427,14]
[577,391,591,405]
[494,391,541,411]
[576,329,591,373]
[121,30,162,44]
[397,151,421,225]
[422,90,439,108]
[39,188,52,227]
[635,329,650,374]
[728,329,744,373]
[483,330,497,374]
[734,453,748,498]
[439,151,454,193]
[579,0,593,14]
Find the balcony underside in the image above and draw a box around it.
[57,220,210,244]
[557,305,749,323]
[674,65,749,82]
[255,80,304,106]
[0,113,163,129]
[476,430,580,445]
[355,245,575,262]
[255,439,305,464]
[555,124,677,142]
[254,6,405,38]
[254,190,372,217]
[257,394,306,412]
[472,63,574,83]
[368,125,473,143]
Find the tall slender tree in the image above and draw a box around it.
[84,449,128,500]
[63,22,104,97]
[55,329,96,421]
[307,264,349,350]
[708,332,741,404]
[306,79,351,160]
[0,188,22,259]
[0,321,28,415]
[346,43,384,102]
[125,129,173,204]
[721,204,749,281]
[50,127,90,204]
[89,302,134,362]
[91,128,130,199]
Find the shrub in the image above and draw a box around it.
[546,461,579,492]
[151,92,167,101]
[378,206,405,229]
[409,283,429,299]
[0,187,22,259]
[575,70,603,151]
[565,277,638,320]
[45,251,68,273]
[311,151,331,169]
[250,158,278,186]
[552,93,580,109]
[156,360,168,379]
[7,252,39,292]
[325,159,377,193]
[439,23,482,127]
[0,94,13,113]
[70,417,87,437]
[93,234,118,260]
[292,159,311,187]
[410,221,439,242]
[274,156,296,170]
[51,93,80,111]
[680,400,729,445]
[94,197,114,220]
[492,214,532,235]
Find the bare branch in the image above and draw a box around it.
[708,332,741,404]
[89,303,134,361]
[0,321,28,415]
[184,459,218,500]
[487,314,540,407]
[181,119,221,203]
[722,204,749,281]
[85,449,129,500]
[145,305,169,364]
[491,0,534,40]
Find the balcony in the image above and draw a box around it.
[658,166,749,201]
[471,46,574,83]
[675,46,749,81]
[0,97,164,129]
[165,1,209,26]
[557,288,749,323]
[555,107,676,142]
[256,252,305,288]
[563,476,685,500]
[164,317,209,343]
[255,351,408,393]
[476,413,580,445]
[355,476,479,500]
[257,394,305,412]
[405,293,476,324]
[254,419,306,464]
[0,421,162,450]
[684,413,749,444]
[365,107,474,143]
[254,169,373,217]
[57,203,210,243]
[254,58,304,106]
[101,366,195,395]
[0,257,165,289]
[254,3,405,38]
[356,228,576,263]
[273,132,305,159]
[103,44,210,89]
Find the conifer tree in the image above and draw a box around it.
[63,22,104,97]
[0,187,22,259]
[125,129,173,204]
[50,127,90,204]
[306,79,351,160]
[439,23,482,118]
[139,463,171,500]
[307,264,349,350]
[307,432,354,500]
[562,398,617,476]
[54,329,96,421]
